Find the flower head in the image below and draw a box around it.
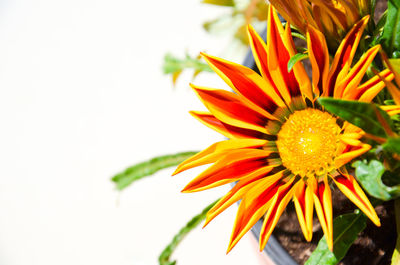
[269,0,371,47]
[174,7,393,252]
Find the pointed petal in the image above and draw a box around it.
[191,85,269,133]
[189,111,269,139]
[313,176,333,251]
[381,105,400,116]
[293,179,314,242]
[204,172,267,227]
[333,174,380,226]
[267,6,302,104]
[173,138,267,175]
[259,178,298,250]
[226,171,287,252]
[307,25,330,97]
[327,16,369,96]
[339,45,381,99]
[356,69,394,102]
[200,52,284,116]
[283,23,313,100]
[182,149,274,192]
[335,143,371,168]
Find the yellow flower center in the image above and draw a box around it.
[276,108,341,177]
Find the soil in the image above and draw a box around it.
[273,188,396,265]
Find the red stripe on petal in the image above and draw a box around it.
[190,111,269,139]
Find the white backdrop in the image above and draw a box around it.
[0,1,271,264]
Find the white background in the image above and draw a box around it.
[0,0,271,264]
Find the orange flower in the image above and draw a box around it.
[269,0,371,46]
[174,7,393,252]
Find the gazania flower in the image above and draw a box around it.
[269,0,371,47]
[174,7,393,252]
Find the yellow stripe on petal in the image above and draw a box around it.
[333,174,380,226]
[283,24,313,100]
[381,105,400,116]
[356,69,394,102]
[189,111,268,139]
[307,25,330,97]
[335,143,371,169]
[259,178,297,250]
[339,45,381,99]
[293,179,314,242]
[191,85,270,133]
[182,149,274,192]
[313,176,333,251]
[327,16,369,96]
[204,171,269,227]
[227,171,287,253]
[200,52,285,116]
[173,138,267,175]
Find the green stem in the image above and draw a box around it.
[158,199,219,265]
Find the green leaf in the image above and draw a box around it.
[159,199,219,265]
[201,0,235,6]
[287,53,308,72]
[162,53,212,80]
[383,137,400,154]
[305,212,367,265]
[380,0,400,56]
[291,32,307,41]
[318,98,394,138]
[111,151,198,190]
[353,160,400,200]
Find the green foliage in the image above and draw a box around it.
[111,151,198,190]
[163,53,212,75]
[159,200,219,265]
[287,53,308,72]
[318,98,394,138]
[383,137,400,154]
[202,0,234,6]
[380,0,400,57]
[353,160,400,201]
[305,212,367,265]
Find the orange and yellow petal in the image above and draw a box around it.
[293,179,314,242]
[307,25,330,97]
[191,85,270,133]
[189,111,269,139]
[227,171,288,252]
[182,149,274,192]
[327,16,369,96]
[259,177,298,250]
[333,173,380,226]
[173,138,268,175]
[312,176,333,251]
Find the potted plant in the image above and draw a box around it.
[112,1,400,264]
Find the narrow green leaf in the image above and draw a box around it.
[287,53,308,72]
[353,160,400,200]
[291,32,307,41]
[159,199,219,265]
[392,199,400,265]
[318,98,394,138]
[201,0,235,6]
[162,53,212,75]
[111,151,198,190]
[380,0,400,56]
[305,212,367,265]
[383,137,400,154]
